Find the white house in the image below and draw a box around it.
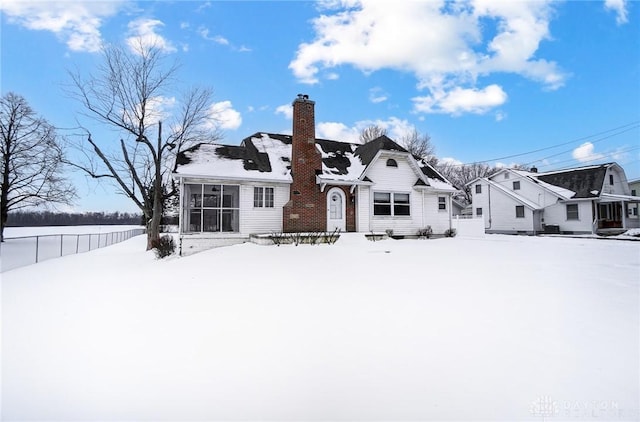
[468,163,640,235]
[173,95,457,254]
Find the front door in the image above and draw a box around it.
[327,187,346,232]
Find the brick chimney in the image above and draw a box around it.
[283,94,325,232]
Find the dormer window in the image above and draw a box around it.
[386,158,398,167]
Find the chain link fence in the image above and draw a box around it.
[1,228,146,273]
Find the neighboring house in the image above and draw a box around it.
[468,164,640,235]
[173,95,457,253]
[628,178,640,220]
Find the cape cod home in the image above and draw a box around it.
[173,94,456,254]
[468,163,640,235]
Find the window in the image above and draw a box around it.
[632,189,636,196]
[513,181,520,190]
[373,192,410,216]
[515,205,525,218]
[254,187,274,208]
[475,184,482,194]
[566,203,579,220]
[438,196,446,211]
[609,175,614,185]
[184,184,239,233]
[504,173,510,179]
[386,158,398,167]
[476,207,483,216]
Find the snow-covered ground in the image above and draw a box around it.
[1,225,144,272]
[2,234,639,421]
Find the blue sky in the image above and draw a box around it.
[1,0,639,213]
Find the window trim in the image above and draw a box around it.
[373,191,411,217]
[184,183,240,233]
[566,203,579,221]
[253,186,274,208]
[438,196,447,211]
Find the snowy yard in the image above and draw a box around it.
[2,233,639,421]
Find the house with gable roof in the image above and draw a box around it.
[467,163,640,235]
[173,94,457,253]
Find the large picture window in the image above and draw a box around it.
[374,192,410,216]
[184,184,239,233]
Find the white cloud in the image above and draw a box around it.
[209,101,242,130]
[289,0,567,115]
[317,122,361,143]
[198,26,229,45]
[572,142,605,163]
[369,87,388,104]
[275,104,293,120]
[413,84,507,115]
[126,18,176,54]
[604,0,628,25]
[317,117,417,144]
[440,157,464,166]
[0,0,125,52]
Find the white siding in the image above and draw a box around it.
[483,184,535,233]
[356,185,371,232]
[544,201,594,233]
[492,172,559,208]
[366,155,424,236]
[471,180,491,229]
[422,193,451,234]
[239,183,289,234]
[603,166,629,195]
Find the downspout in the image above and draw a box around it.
[178,176,184,256]
[448,193,452,232]
[421,190,425,228]
[487,182,492,230]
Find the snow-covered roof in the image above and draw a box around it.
[174,133,292,183]
[174,133,456,190]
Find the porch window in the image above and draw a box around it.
[515,205,525,218]
[373,192,410,216]
[438,196,446,211]
[513,181,520,190]
[475,184,482,194]
[253,187,274,208]
[184,184,239,233]
[566,204,579,220]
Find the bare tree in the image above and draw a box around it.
[401,128,437,165]
[437,162,499,202]
[0,93,76,241]
[359,124,388,144]
[67,39,221,250]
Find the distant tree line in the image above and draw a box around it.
[6,210,143,227]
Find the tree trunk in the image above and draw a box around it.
[146,121,164,250]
